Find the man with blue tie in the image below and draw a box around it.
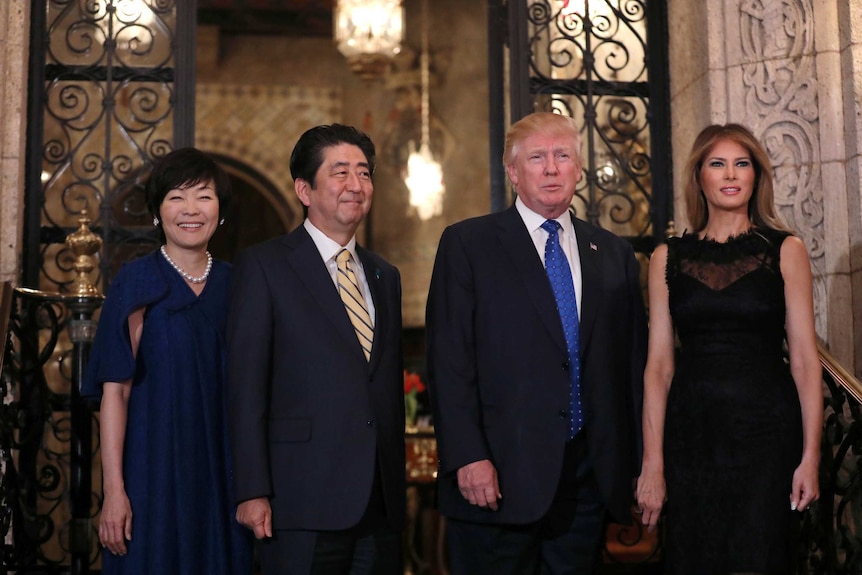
[227,124,405,574]
[426,112,648,573]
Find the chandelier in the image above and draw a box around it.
[403,0,444,220]
[334,0,404,81]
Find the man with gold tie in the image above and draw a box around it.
[426,112,648,573]
[227,124,405,574]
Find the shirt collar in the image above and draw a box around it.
[303,219,358,262]
[515,196,575,238]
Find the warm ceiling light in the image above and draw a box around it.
[405,142,444,220]
[403,0,444,220]
[334,0,404,81]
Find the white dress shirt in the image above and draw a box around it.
[303,219,376,327]
[515,197,583,318]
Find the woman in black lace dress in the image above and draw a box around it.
[635,124,822,574]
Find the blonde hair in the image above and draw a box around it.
[502,112,582,168]
[683,123,789,233]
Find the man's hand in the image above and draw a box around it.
[457,459,502,511]
[236,497,273,539]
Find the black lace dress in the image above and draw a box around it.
[663,228,802,574]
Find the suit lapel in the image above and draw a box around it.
[283,228,369,364]
[496,206,568,355]
[572,215,601,355]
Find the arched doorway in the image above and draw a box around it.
[206,153,297,263]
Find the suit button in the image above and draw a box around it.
[367,419,375,428]
[559,409,569,419]
[562,361,570,371]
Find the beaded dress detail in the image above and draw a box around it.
[663,228,802,574]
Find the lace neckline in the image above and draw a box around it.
[691,228,757,245]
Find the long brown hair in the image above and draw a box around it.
[683,123,789,233]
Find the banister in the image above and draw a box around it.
[818,343,862,404]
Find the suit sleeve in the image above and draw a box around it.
[426,226,492,475]
[625,245,649,470]
[227,248,275,504]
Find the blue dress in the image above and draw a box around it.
[83,251,252,574]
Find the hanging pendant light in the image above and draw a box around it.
[334,0,404,81]
[403,0,444,220]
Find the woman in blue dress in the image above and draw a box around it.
[83,148,252,574]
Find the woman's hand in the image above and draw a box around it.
[99,488,133,556]
[635,468,666,533]
[790,456,820,512]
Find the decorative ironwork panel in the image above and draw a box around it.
[0,289,103,573]
[525,0,654,242]
[29,0,183,294]
[534,93,652,238]
[797,371,862,574]
[492,0,672,258]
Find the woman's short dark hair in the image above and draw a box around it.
[289,124,376,188]
[145,147,231,221]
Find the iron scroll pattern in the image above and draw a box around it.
[30,0,179,294]
[797,370,862,574]
[523,0,661,253]
[0,289,103,573]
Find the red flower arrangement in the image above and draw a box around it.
[403,370,426,427]
[404,370,426,395]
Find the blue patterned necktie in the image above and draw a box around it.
[541,219,583,438]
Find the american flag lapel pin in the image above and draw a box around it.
[590,242,598,251]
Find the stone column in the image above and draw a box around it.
[840,1,862,378]
[0,1,30,285]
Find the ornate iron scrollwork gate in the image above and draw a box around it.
[490,0,672,265]
[24,0,197,293]
[0,287,102,573]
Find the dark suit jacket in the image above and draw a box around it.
[227,225,406,532]
[426,206,647,524]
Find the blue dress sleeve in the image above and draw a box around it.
[81,254,168,399]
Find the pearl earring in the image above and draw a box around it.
[153,216,160,226]
[219,218,225,226]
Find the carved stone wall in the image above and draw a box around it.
[0,1,30,285]
[668,0,860,374]
[841,0,862,382]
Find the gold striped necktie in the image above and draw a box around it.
[336,249,373,361]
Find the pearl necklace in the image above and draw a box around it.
[160,245,212,284]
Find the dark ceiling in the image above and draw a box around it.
[197,0,335,37]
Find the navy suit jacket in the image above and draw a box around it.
[426,206,647,524]
[227,225,405,531]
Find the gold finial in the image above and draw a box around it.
[665,220,678,239]
[65,209,103,296]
